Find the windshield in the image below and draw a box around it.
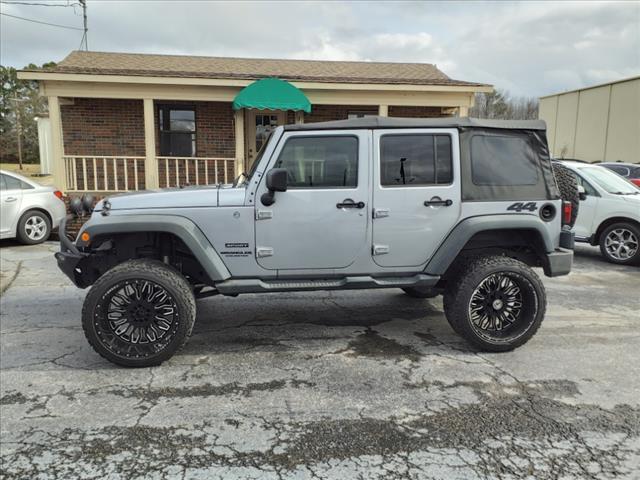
[579,166,639,195]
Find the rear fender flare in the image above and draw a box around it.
[77,214,231,281]
[425,215,555,276]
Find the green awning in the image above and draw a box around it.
[233,78,311,113]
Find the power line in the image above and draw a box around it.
[0,1,80,6]
[0,11,83,30]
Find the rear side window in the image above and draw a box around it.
[471,135,538,186]
[275,136,358,188]
[1,174,25,190]
[380,134,452,186]
[630,167,640,178]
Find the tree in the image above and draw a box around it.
[470,89,539,120]
[0,62,55,166]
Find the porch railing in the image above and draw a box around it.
[64,155,145,192]
[157,157,235,188]
[63,155,237,192]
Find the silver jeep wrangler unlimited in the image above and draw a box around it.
[56,117,574,367]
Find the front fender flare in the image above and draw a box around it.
[78,214,231,281]
[425,215,556,276]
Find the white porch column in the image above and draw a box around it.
[143,98,159,189]
[378,105,389,117]
[295,111,304,124]
[458,106,469,117]
[234,109,245,176]
[47,96,67,192]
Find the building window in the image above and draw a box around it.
[380,134,452,186]
[275,136,359,188]
[158,105,196,157]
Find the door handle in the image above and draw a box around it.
[5,197,17,202]
[424,198,453,207]
[337,199,365,209]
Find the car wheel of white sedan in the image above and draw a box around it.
[599,222,640,266]
[16,210,52,245]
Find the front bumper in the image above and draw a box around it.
[543,248,573,277]
[54,215,90,288]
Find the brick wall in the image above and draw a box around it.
[388,106,445,117]
[304,105,379,123]
[61,98,146,156]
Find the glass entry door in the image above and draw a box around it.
[245,110,286,170]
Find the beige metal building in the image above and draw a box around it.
[539,76,639,163]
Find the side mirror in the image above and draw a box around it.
[261,168,288,206]
[577,185,587,201]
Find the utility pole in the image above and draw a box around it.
[13,91,23,171]
[80,0,88,50]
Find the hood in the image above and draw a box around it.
[95,185,220,211]
[94,184,248,211]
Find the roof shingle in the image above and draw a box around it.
[28,51,488,87]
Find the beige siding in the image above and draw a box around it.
[574,86,610,161]
[554,92,579,158]
[540,77,640,162]
[605,79,640,162]
[538,97,558,152]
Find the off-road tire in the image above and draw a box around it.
[82,259,196,367]
[443,255,546,352]
[552,163,579,227]
[598,222,640,266]
[16,209,51,245]
[401,286,439,298]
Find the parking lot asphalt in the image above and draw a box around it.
[0,241,639,480]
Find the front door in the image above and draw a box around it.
[372,129,462,267]
[245,110,286,171]
[573,172,600,240]
[254,130,370,271]
[0,173,24,235]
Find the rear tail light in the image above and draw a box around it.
[631,178,640,187]
[53,190,63,200]
[562,201,572,226]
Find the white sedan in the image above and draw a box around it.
[0,169,67,244]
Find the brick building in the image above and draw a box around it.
[19,51,491,194]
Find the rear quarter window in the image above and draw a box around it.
[471,135,538,186]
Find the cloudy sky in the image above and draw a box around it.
[1,0,638,97]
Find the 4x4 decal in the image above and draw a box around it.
[507,202,538,212]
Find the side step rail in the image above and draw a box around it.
[215,274,439,295]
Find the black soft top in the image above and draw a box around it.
[283,116,546,132]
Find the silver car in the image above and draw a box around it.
[0,169,67,244]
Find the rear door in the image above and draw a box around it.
[372,129,461,267]
[254,130,370,270]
